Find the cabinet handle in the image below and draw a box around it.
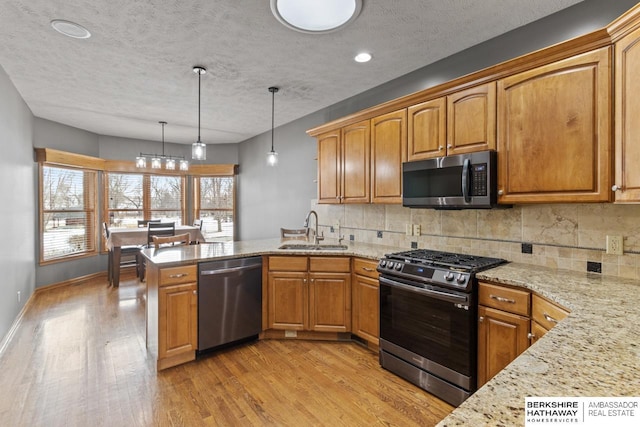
[447,144,452,149]
[478,316,484,323]
[303,278,307,283]
[439,146,444,151]
[362,267,375,272]
[528,332,536,340]
[490,294,515,304]
[310,278,315,283]
[498,189,504,196]
[612,184,623,192]
[193,290,197,295]
[169,273,188,278]
[543,313,558,324]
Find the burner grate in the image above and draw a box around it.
[387,249,506,271]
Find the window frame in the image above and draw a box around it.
[193,175,237,242]
[38,163,99,265]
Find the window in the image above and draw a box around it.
[40,165,97,263]
[194,176,235,242]
[105,172,185,228]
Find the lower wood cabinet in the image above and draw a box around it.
[477,281,569,387]
[477,281,530,387]
[267,256,351,333]
[147,263,198,370]
[351,258,379,347]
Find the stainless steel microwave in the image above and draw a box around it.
[402,150,501,209]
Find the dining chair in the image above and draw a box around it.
[280,227,310,240]
[193,218,203,230]
[152,233,191,249]
[102,222,142,285]
[137,219,161,228]
[138,222,176,280]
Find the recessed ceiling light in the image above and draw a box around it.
[271,0,362,34]
[50,19,91,39]
[354,52,372,63]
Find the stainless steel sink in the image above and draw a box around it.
[278,243,348,251]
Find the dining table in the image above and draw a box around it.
[106,225,205,287]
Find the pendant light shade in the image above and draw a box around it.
[192,66,207,161]
[267,86,279,166]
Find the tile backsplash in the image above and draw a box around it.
[311,201,640,280]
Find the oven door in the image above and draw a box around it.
[379,275,477,387]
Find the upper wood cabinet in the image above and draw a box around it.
[614,26,640,202]
[408,83,496,161]
[371,109,407,203]
[317,121,370,204]
[497,47,612,203]
[447,82,496,156]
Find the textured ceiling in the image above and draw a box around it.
[0,0,585,145]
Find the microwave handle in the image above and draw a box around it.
[462,158,471,203]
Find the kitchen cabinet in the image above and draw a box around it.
[147,264,198,370]
[477,282,530,387]
[351,258,379,347]
[317,121,370,204]
[407,82,496,161]
[497,47,612,203]
[267,256,351,333]
[529,294,569,344]
[614,26,640,202]
[371,109,407,203]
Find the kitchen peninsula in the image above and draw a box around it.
[142,239,640,426]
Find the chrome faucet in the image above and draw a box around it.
[303,210,324,245]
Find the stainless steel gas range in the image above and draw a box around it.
[377,249,507,407]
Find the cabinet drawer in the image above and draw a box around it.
[159,265,197,286]
[309,256,350,272]
[269,256,308,271]
[479,282,530,316]
[532,294,569,330]
[352,258,379,279]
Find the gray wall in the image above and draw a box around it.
[237,0,639,240]
[0,65,35,344]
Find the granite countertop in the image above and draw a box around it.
[143,239,640,425]
[141,237,397,266]
[438,263,640,426]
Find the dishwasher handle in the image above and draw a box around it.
[200,263,262,276]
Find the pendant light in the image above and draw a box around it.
[192,66,207,161]
[136,121,188,171]
[267,86,279,166]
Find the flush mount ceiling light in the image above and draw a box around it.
[354,52,372,63]
[270,0,362,34]
[50,19,91,39]
[136,121,188,171]
[192,66,207,161]
[267,86,279,167]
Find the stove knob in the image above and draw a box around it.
[456,274,466,284]
[444,272,455,281]
[394,263,402,271]
[379,260,387,268]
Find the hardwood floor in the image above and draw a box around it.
[0,273,453,426]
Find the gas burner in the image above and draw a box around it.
[387,249,507,272]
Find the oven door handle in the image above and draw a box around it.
[379,276,470,305]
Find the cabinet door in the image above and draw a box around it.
[317,130,341,204]
[447,82,496,156]
[371,109,407,203]
[268,271,307,330]
[158,282,198,360]
[615,27,640,202]
[477,305,529,387]
[407,97,446,161]
[529,320,548,346]
[342,120,371,203]
[351,274,379,345]
[309,272,351,333]
[497,47,612,203]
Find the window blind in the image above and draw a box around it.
[196,176,235,242]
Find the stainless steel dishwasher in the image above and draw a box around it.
[198,256,262,352]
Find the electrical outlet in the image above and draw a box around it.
[411,241,418,249]
[413,224,421,236]
[606,235,623,255]
[405,224,413,236]
[285,330,297,338]
[377,231,383,238]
